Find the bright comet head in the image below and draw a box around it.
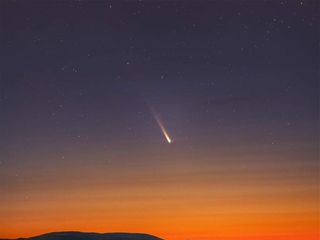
[164,133,172,143]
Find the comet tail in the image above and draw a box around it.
[151,109,172,143]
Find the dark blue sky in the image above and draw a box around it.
[2,1,318,149]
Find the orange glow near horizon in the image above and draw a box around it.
[0,143,318,240]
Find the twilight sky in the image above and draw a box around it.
[0,1,319,240]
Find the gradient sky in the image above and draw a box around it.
[0,1,319,240]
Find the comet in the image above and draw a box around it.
[149,107,172,143]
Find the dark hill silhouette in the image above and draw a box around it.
[0,232,163,240]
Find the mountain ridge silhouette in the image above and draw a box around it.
[0,231,163,240]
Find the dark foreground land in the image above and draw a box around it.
[0,232,163,240]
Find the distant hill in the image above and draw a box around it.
[0,232,163,240]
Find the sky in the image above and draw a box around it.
[0,1,319,240]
